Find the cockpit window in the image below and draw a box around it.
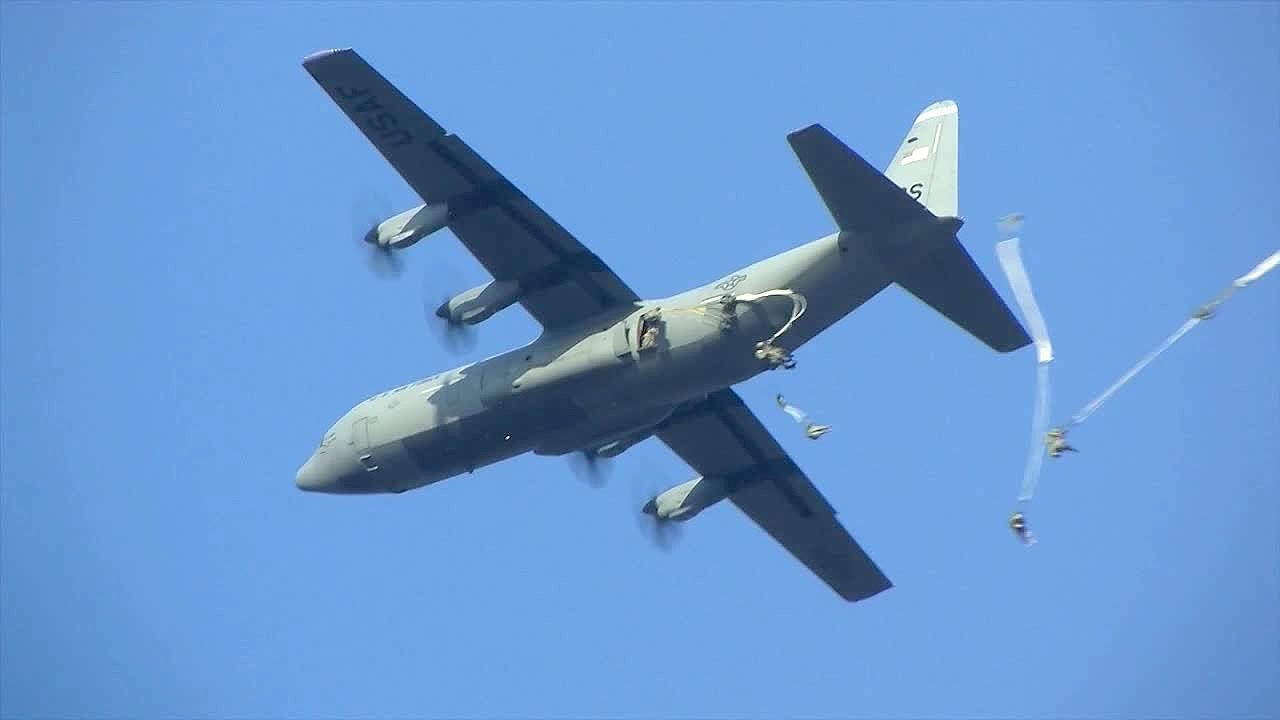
[318,431,336,451]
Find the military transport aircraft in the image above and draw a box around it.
[296,48,1031,602]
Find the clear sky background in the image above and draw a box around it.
[3,3,1278,719]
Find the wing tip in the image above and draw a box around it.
[786,123,827,143]
[995,332,1035,354]
[842,578,894,602]
[302,47,355,68]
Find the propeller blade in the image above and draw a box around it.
[352,192,404,279]
[569,449,611,488]
[630,475,682,551]
[422,292,478,355]
[365,245,405,278]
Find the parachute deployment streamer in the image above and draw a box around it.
[1067,318,1198,426]
[1066,248,1280,428]
[1019,363,1051,502]
[996,238,1054,365]
[994,217,1055,504]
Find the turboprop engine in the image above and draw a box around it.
[643,476,728,522]
[365,203,450,250]
[594,431,650,459]
[436,280,521,326]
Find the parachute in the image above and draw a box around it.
[994,214,1278,543]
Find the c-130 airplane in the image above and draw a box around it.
[297,49,1030,602]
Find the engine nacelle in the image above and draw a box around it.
[366,203,450,250]
[436,280,521,326]
[643,475,729,522]
[594,430,651,459]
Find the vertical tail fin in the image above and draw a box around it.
[787,102,1030,353]
[885,100,958,219]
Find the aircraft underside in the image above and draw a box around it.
[307,262,834,495]
[296,47,1032,602]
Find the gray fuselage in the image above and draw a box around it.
[296,231,893,494]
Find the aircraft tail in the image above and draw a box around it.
[885,100,958,218]
[786,102,1030,353]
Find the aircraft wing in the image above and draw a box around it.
[655,389,892,602]
[302,49,640,330]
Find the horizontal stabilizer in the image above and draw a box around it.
[787,124,930,233]
[789,104,1029,354]
[898,238,1031,353]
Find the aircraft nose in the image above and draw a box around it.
[295,457,328,492]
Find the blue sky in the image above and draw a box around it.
[2,3,1277,719]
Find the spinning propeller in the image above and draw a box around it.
[352,194,405,279]
[630,475,683,551]
[569,448,612,488]
[350,192,477,353]
[421,267,479,355]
